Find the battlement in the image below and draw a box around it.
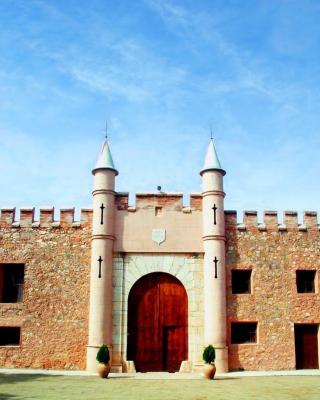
[1,204,319,233]
[225,210,320,232]
[0,207,93,228]
[0,192,203,228]
[115,192,202,211]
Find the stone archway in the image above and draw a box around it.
[111,254,204,372]
[127,272,188,372]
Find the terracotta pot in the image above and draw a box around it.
[97,363,111,378]
[203,363,216,380]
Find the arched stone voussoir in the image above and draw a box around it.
[124,255,196,295]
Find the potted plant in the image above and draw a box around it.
[96,344,111,378]
[202,345,216,379]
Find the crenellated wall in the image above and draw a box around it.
[0,207,92,369]
[225,210,320,371]
[114,192,202,211]
[1,198,320,371]
[114,193,203,253]
[2,207,318,232]
[225,210,319,232]
[0,207,93,228]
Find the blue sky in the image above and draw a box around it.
[1,0,320,222]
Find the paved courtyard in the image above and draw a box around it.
[1,370,320,400]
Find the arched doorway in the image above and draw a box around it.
[127,272,188,372]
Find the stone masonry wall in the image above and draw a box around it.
[1,202,320,372]
[0,207,92,369]
[226,211,320,371]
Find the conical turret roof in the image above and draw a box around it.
[200,140,226,176]
[92,138,118,175]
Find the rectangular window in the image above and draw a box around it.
[232,270,252,294]
[231,322,257,344]
[296,270,316,293]
[0,263,25,303]
[0,327,21,346]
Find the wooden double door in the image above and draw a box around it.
[295,324,319,369]
[127,272,188,372]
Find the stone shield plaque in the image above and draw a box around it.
[152,229,166,245]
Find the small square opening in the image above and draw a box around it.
[232,270,252,294]
[296,270,316,293]
[155,206,162,216]
[0,327,21,346]
[231,322,257,344]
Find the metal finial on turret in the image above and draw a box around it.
[92,122,118,175]
[210,125,213,141]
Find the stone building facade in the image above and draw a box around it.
[0,138,319,372]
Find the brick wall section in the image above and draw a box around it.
[190,194,202,211]
[115,193,129,210]
[226,211,320,371]
[0,211,92,370]
[136,193,183,210]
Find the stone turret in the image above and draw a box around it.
[86,137,118,371]
[200,140,228,372]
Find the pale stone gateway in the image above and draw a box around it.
[0,137,320,373]
[111,254,204,372]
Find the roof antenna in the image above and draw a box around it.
[105,120,108,139]
[210,124,213,141]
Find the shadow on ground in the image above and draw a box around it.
[0,394,18,400]
[0,374,63,384]
[0,374,63,400]
[215,377,239,380]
